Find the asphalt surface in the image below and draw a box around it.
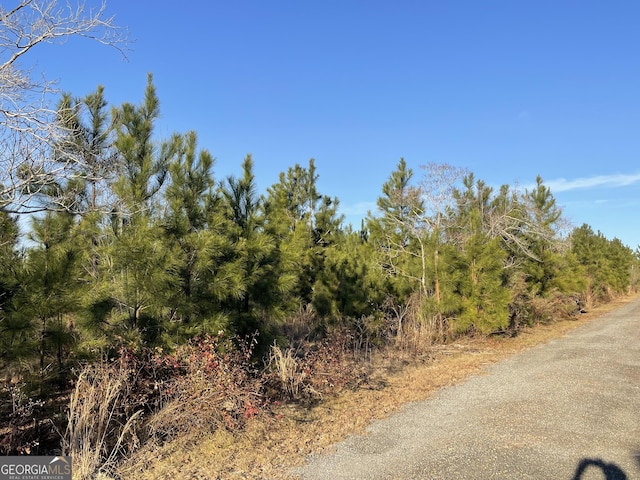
[295,298,640,480]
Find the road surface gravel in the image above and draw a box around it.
[295,298,640,479]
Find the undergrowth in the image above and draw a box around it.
[0,291,601,479]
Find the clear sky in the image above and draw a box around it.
[28,0,640,248]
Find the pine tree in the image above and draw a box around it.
[54,86,117,296]
[111,74,174,219]
[312,229,385,321]
[263,159,341,308]
[55,86,115,213]
[369,160,469,338]
[418,163,468,334]
[570,225,634,305]
[93,75,181,346]
[449,175,511,334]
[162,131,241,339]
[519,176,567,295]
[0,211,26,361]
[223,155,290,337]
[367,158,425,300]
[21,212,81,370]
[605,238,635,294]
[455,233,510,334]
[106,221,176,344]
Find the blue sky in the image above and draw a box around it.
[29,1,640,248]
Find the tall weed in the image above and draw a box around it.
[63,364,142,480]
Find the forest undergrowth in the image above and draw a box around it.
[2,291,635,479]
[118,294,637,480]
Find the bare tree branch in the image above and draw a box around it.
[0,0,127,213]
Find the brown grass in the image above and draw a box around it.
[267,345,311,400]
[64,364,143,480]
[117,294,638,480]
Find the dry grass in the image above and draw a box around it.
[64,364,143,480]
[118,294,638,479]
[267,345,310,400]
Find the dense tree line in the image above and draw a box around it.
[4,1,634,470]
[0,77,638,374]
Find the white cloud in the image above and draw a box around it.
[535,172,640,193]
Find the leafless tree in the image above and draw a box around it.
[0,0,127,213]
[375,162,468,341]
[419,162,467,306]
[449,176,570,265]
[376,162,468,300]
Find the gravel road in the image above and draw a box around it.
[294,298,640,480]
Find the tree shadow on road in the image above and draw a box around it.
[572,458,627,480]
